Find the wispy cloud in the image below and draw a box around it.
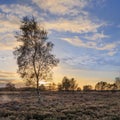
[32,0,88,15]
[0,1,107,51]
[0,4,37,17]
[62,36,118,52]
[84,32,110,41]
[44,18,106,33]
[0,33,19,50]
[0,4,38,50]
[60,52,120,72]
[0,70,18,79]
[0,70,22,86]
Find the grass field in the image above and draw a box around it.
[0,91,120,120]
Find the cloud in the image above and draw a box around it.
[0,70,25,87]
[0,70,18,78]
[60,52,120,72]
[0,79,24,87]
[0,70,19,86]
[0,15,19,33]
[0,4,43,51]
[0,32,19,50]
[0,3,38,33]
[0,4,37,17]
[62,56,97,67]
[44,18,106,33]
[84,32,109,41]
[0,5,33,50]
[107,50,117,56]
[32,0,107,35]
[0,2,107,51]
[62,36,118,52]
[32,0,88,15]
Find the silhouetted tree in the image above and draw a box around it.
[48,82,56,91]
[62,77,70,91]
[58,77,78,91]
[58,83,63,91]
[6,82,15,91]
[110,83,117,91]
[115,77,120,90]
[83,85,92,91]
[69,78,78,91]
[77,87,81,91]
[95,81,118,91]
[95,81,108,90]
[14,16,59,98]
[39,84,46,91]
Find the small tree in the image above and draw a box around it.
[14,16,59,97]
[77,87,81,91]
[58,83,63,91]
[62,76,71,91]
[109,83,117,91]
[83,85,92,91]
[6,82,15,91]
[69,78,78,91]
[48,82,56,91]
[39,84,46,91]
[95,81,108,91]
[115,77,120,90]
[58,76,78,91]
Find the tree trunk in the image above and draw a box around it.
[36,78,43,104]
[37,79,39,95]
[33,47,42,103]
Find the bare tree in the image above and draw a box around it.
[14,16,59,97]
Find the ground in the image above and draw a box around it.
[0,91,120,120]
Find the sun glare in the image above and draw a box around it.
[39,81,50,85]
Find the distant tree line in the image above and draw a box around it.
[1,76,120,92]
[95,77,120,91]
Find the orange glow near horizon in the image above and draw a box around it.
[0,64,118,89]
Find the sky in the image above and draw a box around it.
[0,0,120,88]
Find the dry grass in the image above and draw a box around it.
[0,91,120,120]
